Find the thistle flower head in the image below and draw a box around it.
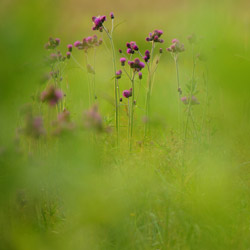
[120,57,126,66]
[126,41,139,54]
[67,44,73,52]
[41,85,63,107]
[44,37,61,50]
[128,58,145,72]
[110,12,114,19]
[143,50,150,62]
[146,30,164,43]
[74,35,102,52]
[116,70,122,79]
[84,105,103,132]
[122,89,132,98]
[66,52,71,59]
[167,39,185,53]
[92,15,106,31]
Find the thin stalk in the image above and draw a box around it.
[144,42,155,138]
[184,45,196,141]
[174,54,181,135]
[103,25,119,146]
[129,72,136,151]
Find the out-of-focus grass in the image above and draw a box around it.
[0,0,250,249]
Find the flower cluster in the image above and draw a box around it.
[21,107,45,138]
[167,39,185,53]
[126,41,139,54]
[146,30,164,43]
[44,37,60,50]
[181,96,199,105]
[84,105,103,131]
[49,52,66,63]
[74,35,102,52]
[123,88,132,98]
[128,58,145,72]
[41,85,63,106]
[143,50,150,62]
[92,16,106,32]
[53,109,74,135]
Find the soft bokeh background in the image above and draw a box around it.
[0,0,250,249]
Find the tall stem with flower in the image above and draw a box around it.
[167,39,185,135]
[143,30,164,138]
[91,14,120,146]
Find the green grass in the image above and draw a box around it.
[0,0,250,249]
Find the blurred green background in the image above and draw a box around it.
[0,0,250,249]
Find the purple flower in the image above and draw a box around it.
[66,52,71,59]
[123,89,132,98]
[143,50,150,62]
[128,58,145,72]
[110,12,114,19]
[92,15,106,32]
[120,57,126,66]
[84,105,103,132]
[41,85,63,107]
[146,30,164,43]
[181,96,199,105]
[138,72,142,79]
[167,39,185,53]
[116,70,122,79]
[74,41,81,47]
[126,41,139,54]
[159,48,163,53]
[74,35,102,52]
[55,38,60,45]
[44,37,60,50]
[67,44,73,52]
[119,49,122,53]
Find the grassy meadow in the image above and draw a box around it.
[0,0,250,249]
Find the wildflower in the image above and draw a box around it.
[74,35,102,52]
[44,37,60,50]
[119,49,122,53]
[53,109,74,135]
[138,72,142,79]
[84,105,103,132]
[120,97,123,102]
[159,48,163,53]
[120,57,126,66]
[143,50,150,62]
[146,30,164,43]
[67,44,73,52]
[21,107,45,138]
[128,58,145,72]
[66,52,71,59]
[122,89,132,98]
[92,15,106,32]
[126,41,139,54]
[116,70,122,79]
[110,12,114,19]
[181,96,199,105]
[166,39,185,53]
[41,85,63,106]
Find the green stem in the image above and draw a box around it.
[129,72,135,151]
[103,26,119,146]
[144,42,155,138]
[174,54,181,135]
